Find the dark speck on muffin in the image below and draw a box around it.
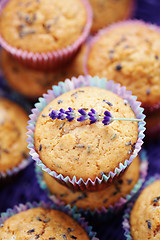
[115,64,122,71]
[146,88,150,95]
[36,216,42,221]
[43,218,50,223]
[41,114,47,117]
[39,144,42,151]
[127,179,133,185]
[146,220,151,229]
[67,227,74,233]
[22,152,28,159]
[103,198,108,203]
[27,228,35,234]
[103,100,113,106]
[118,179,123,185]
[58,99,63,104]
[70,236,77,239]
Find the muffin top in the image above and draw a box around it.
[1,50,67,98]
[0,0,87,52]
[0,98,29,172]
[34,87,138,181]
[87,21,160,107]
[89,0,132,33]
[43,156,140,210]
[0,207,89,239]
[130,180,160,240]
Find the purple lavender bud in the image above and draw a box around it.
[90,108,96,114]
[78,109,87,116]
[60,108,65,113]
[68,107,74,112]
[65,107,75,122]
[49,110,59,120]
[104,111,112,117]
[77,116,86,122]
[90,119,97,124]
[102,116,112,125]
[57,112,66,120]
[88,108,99,124]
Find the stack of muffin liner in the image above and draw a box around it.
[0,88,32,179]
[27,75,146,191]
[0,201,98,240]
[0,0,92,70]
[35,149,148,217]
[122,174,160,240]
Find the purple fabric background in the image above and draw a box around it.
[1,0,160,239]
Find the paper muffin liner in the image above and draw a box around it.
[0,201,98,240]
[84,20,160,113]
[0,0,92,71]
[35,149,148,218]
[123,174,160,240]
[27,75,145,191]
[0,87,32,180]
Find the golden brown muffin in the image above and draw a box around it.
[89,0,133,33]
[1,44,87,98]
[0,98,29,172]
[130,180,160,240]
[0,0,87,52]
[34,87,138,181]
[0,207,89,239]
[1,50,67,98]
[86,21,160,109]
[43,156,140,211]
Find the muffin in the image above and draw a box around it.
[89,0,134,33]
[0,0,92,69]
[1,43,87,98]
[35,87,138,182]
[28,76,145,191]
[129,179,160,239]
[85,20,160,111]
[0,207,90,239]
[0,98,29,173]
[38,155,148,212]
[1,50,66,98]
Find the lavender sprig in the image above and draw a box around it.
[49,108,143,126]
